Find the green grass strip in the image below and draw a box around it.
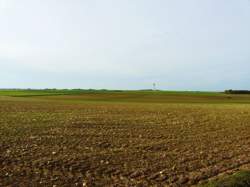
[199,170,250,187]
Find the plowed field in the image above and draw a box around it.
[0,92,250,186]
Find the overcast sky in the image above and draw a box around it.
[0,0,250,90]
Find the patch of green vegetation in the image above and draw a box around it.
[199,171,250,187]
[0,89,220,97]
[1,89,250,104]
[0,89,118,97]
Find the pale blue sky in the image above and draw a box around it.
[0,0,250,90]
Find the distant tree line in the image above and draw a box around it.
[225,90,250,94]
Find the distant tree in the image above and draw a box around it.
[225,90,250,94]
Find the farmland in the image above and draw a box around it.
[0,90,250,186]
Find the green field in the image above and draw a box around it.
[1,89,250,104]
[0,89,250,186]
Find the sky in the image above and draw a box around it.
[0,0,250,91]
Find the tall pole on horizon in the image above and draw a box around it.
[153,83,156,91]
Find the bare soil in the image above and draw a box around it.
[0,97,250,186]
